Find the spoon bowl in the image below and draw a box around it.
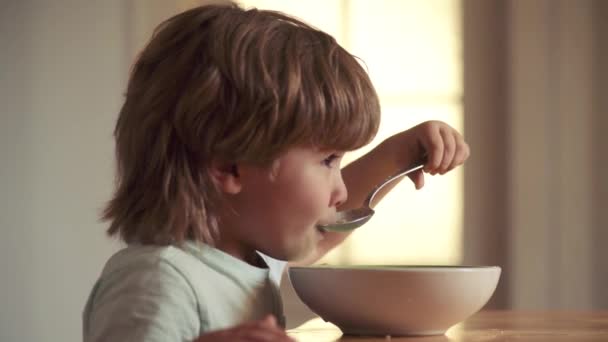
[318,163,424,232]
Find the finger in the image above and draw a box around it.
[448,140,470,171]
[407,169,425,189]
[239,315,277,330]
[259,315,277,328]
[439,128,456,174]
[241,327,295,342]
[241,329,293,342]
[238,316,293,342]
[196,317,293,342]
[420,130,443,174]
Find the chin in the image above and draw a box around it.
[263,228,319,261]
[259,246,307,262]
[278,240,317,262]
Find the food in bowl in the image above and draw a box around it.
[288,265,500,336]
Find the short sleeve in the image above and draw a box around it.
[84,260,200,342]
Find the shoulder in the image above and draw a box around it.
[84,245,203,341]
[93,244,202,308]
[94,244,209,308]
[102,244,199,277]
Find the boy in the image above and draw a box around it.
[83,2,469,342]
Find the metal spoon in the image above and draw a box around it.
[317,162,425,232]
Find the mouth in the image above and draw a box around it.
[316,225,328,234]
[316,212,338,233]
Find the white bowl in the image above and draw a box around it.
[288,265,500,336]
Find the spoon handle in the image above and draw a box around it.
[363,163,425,208]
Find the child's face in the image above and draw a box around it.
[219,146,347,262]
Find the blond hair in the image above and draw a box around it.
[103,2,380,245]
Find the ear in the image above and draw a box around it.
[209,160,242,194]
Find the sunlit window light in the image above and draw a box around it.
[234,0,464,265]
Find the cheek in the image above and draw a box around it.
[284,176,328,212]
[243,170,331,228]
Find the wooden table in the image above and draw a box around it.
[288,311,608,341]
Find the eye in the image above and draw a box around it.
[321,153,342,168]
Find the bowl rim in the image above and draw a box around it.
[289,265,501,272]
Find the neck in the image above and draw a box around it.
[215,238,266,268]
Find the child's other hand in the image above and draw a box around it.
[194,315,295,342]
[390,120,470,189]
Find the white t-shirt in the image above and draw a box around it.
[83,241,287,342]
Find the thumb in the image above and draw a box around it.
[260,314,278,327]
[407,169,425,190]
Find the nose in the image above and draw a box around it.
[330,170,348,208]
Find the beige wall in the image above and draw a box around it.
[1,1,126,341]
[0,2,213,341]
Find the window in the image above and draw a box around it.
[239,0,463,265]
[174,0,464,265]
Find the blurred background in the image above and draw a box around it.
[1,0,606,340]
